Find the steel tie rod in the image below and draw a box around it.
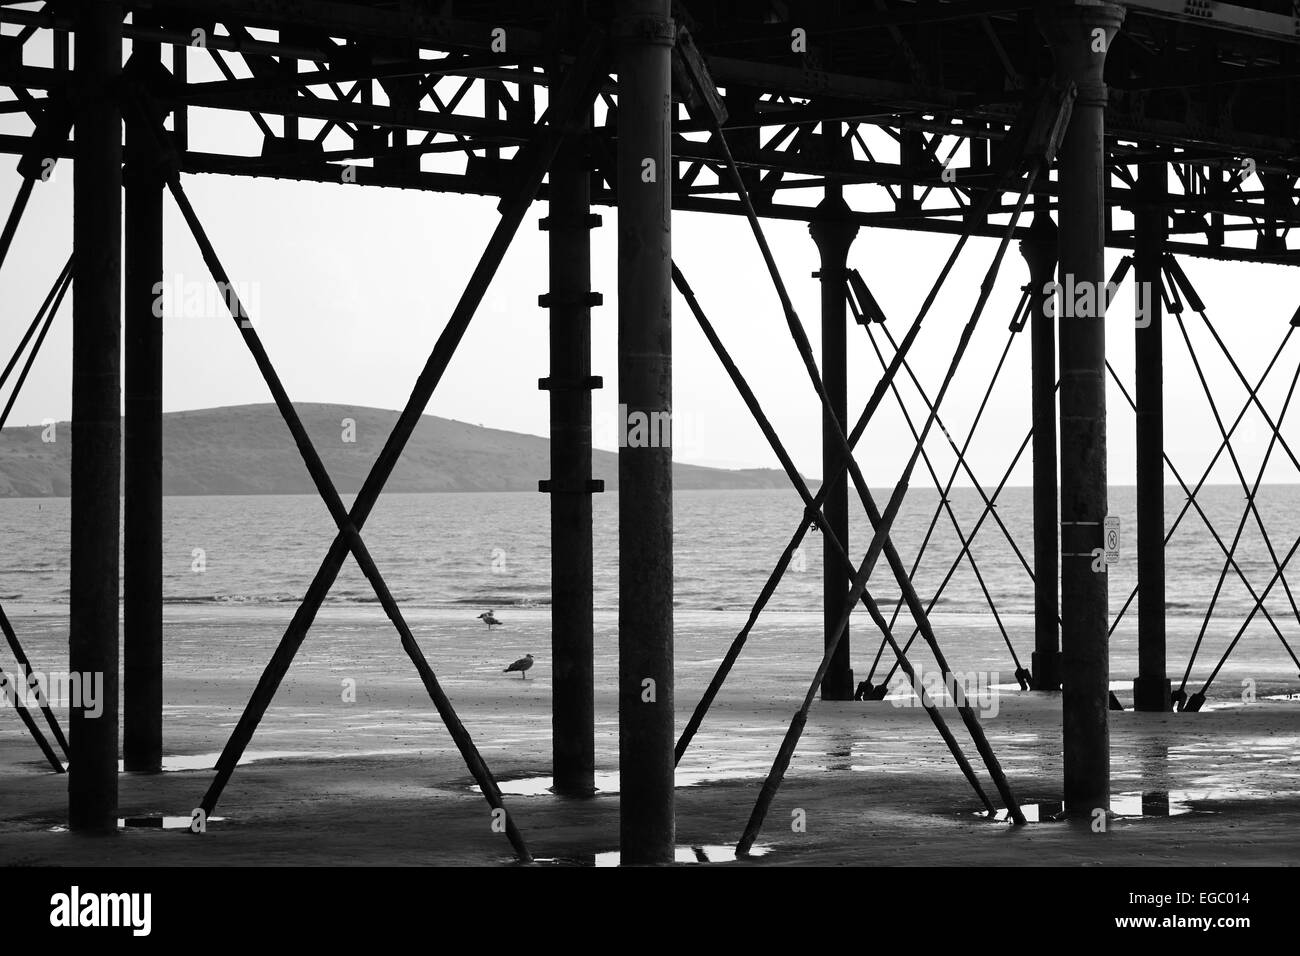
[861,321,1027,680]
[0,262,72,758]
[1105,360,1296,661]
[667,89,1062,803]
[867,321,1034,690]
[1108,326,1296,639]
[679,70,1072,846]
[673,264,997,813]
[126,33,609,861]
[1169,300,1300,705]
[734,140,1050,854]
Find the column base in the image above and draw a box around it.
[1132,676,1172,712]
[1031,650,1061,691]
[551,779,597,799]
[122,758,162,774]
[821,668,854,702]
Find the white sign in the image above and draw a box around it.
[1103,516,1121,565]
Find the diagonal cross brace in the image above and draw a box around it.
[1167,289,1300,704]
[1110,326,1298,642]
[665,83,1069,824]
[126,32,609,862]
[1105,360,1299,669]
[672,64,1076,852]
[0,663,63,772]
[861,322,1028,680]
[875,316,1039,605]
[1164,257,1300,641]
[859,307,1039,691]
[0,260,72,763]
[1097,258,1297,650]
[674,264,997,814]
[732,159,1049,849]
[880,401,1048,686]
[1188,530,1300,710]
[1099,243,1297,667]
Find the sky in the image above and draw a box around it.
[2,30,1299,489]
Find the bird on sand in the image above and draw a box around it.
[478,610,501,629]
[503,654,534,679]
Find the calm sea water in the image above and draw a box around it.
[3,484,1300,622]
[5,485,1300,693]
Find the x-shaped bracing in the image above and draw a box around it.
[0,177,71,772]
[857,298,1040,693]
[663,54,1081,851]
[127,32,609,863]
[1101,254,1300,712]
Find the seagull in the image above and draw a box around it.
[503,654,534,679]
[478,611,501,629]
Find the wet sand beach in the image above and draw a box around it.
[2,605,1298,865]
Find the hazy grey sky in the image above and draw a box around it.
[3,31,1298,487]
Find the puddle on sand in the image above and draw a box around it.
[527,844,771,866]
[476,771,618,796]
[119,748,417,773]
[979,790,1201,822]
[47,816,226,833]
[476,764,773,797]
[119,815,227,830]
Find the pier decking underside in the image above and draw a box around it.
[4,0,1300,864]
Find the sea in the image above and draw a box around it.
[3,485,1300,694]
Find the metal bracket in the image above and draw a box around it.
[1019,81,1077,171]
[538,375,603,391]
[15,93,73,181]
[539,213,603,231]
[846,268,887,325]
[538,479,605,494]
[1163,254,1206,312]
[538,291,603,308]
[671,26,727,124]
[1157,265,1184,315]
[611,13,676,44]
[1009,286,1032,333]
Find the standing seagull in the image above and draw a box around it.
[503,654,534,679]
[478,610,501,629]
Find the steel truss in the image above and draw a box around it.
[1,1,1298,261]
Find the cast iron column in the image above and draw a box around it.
[1133,160,1171,712]
[1043,0,1123,816]
[616,0,675,864]
[810,178,858,702]
[545,98,598,797]
[123,36,165,773]
[69,1,123,831]
[1022,207,1061,691]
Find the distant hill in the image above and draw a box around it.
[0,403,801,497]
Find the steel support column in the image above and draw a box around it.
[123,36,165,774]
[545,101,597,798]
[1133,161,1171,712]
[69,1,122,830]
[810,171,858,702]
[616,0,675,864]
[1022,206,1061,691]
[1043,0,1122,816]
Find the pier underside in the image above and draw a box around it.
[2,0,1300,864]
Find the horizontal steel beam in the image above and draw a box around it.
[1128,0,1300,43]
[158,150,1300,267]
